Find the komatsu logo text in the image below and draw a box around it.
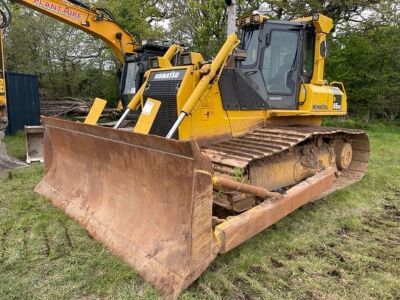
[150,70,185,81]
[154,71,180,80]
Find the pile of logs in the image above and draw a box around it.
[40,97,119,119]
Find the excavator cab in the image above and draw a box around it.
[119,44,169,106]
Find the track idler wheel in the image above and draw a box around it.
[334,141,353,171]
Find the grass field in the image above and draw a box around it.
[1,121,399,299]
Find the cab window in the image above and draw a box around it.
[261,30,299,94]
[123,62,139,96]
[241,28,260,66]
[303,30,315,78]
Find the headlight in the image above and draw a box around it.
[253,15,260,23]
[179,53,192,65]
[148,57,159,69]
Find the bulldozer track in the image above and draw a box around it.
[202,126,370,196]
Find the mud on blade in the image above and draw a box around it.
[35,117,216,298]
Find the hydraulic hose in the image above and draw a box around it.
[65,0,91,10]
[66,0,115,21]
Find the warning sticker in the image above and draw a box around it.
[142,101,154,115]
[333,95,342,110]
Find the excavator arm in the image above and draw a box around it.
[11,0,135,63]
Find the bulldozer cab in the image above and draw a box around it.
[220,17,317,111]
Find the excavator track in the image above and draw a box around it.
[203,126,370,211]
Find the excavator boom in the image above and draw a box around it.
[12,0,135,63]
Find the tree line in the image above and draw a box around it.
[4,0,400,120]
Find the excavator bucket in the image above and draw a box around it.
[35,117,217,298]
[0,142,26,172]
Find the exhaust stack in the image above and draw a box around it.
[226,0,237,36]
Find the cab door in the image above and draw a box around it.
[261,22,303,110]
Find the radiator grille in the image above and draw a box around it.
[143,80,181,139]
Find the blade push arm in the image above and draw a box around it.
[11,0,136,63]
[166,34,240,138]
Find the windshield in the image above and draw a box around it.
[122,62,139,96]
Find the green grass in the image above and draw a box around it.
[1,122,400,299]
[4,131,26,160]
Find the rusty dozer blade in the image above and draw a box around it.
[35,117,339,298]
[35,117,216,298]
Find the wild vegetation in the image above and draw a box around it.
[4,0,400,118]
[1,121,399,299]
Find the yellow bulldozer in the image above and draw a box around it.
[34,9,369,299]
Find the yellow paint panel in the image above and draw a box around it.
[0,79,5,94]
[157,57,173,68]
[84,98,107,125]
[134,98,161,134]
[116,99,124,111]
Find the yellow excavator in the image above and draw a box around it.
[11,0,172,107]
[1,0,167,166]
[34,6,370,299]
[5,0,183,163]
